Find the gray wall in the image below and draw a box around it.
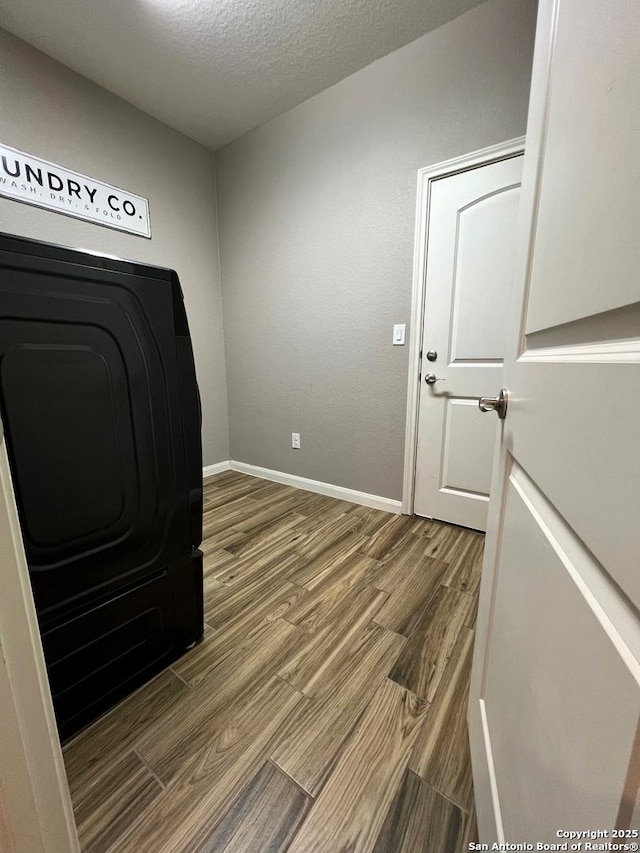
[216,0,537,500]
[0,30,229,466]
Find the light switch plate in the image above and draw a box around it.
[393,324,406,345]
[291,432,301,449]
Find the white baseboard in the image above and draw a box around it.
[223,460,402,514]
[202,460,231,479]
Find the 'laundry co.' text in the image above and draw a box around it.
[0,143,151,238]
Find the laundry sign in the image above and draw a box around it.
[0,143,151,238]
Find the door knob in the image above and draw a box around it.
[478,389,508,419]
[424,373,445,385]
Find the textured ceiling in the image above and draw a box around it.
[0,0,487,150]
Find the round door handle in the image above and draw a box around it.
[478,389,508,419]
[424,373,445,385]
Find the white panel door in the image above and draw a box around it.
[414,156,523,530]
[470,0,640,842]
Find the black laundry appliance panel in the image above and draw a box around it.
[0,233,203,740]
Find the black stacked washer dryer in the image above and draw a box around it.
[0,233,204,740]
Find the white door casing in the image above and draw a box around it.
[469,0,640,842]
[405,144,523,530]
[0,425,79,852]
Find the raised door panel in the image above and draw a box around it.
[525,0,640,334]
[508,356,640,611]
[451,185,520,364]
[441,399,494,499]
[483,465,640,841]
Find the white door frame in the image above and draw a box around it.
[0,426,79,852]
[401,136,526,516]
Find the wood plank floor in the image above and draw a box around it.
[63,471,483,852]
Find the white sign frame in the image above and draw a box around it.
[0,143,151,238]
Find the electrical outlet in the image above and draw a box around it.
[291,432,301,449]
